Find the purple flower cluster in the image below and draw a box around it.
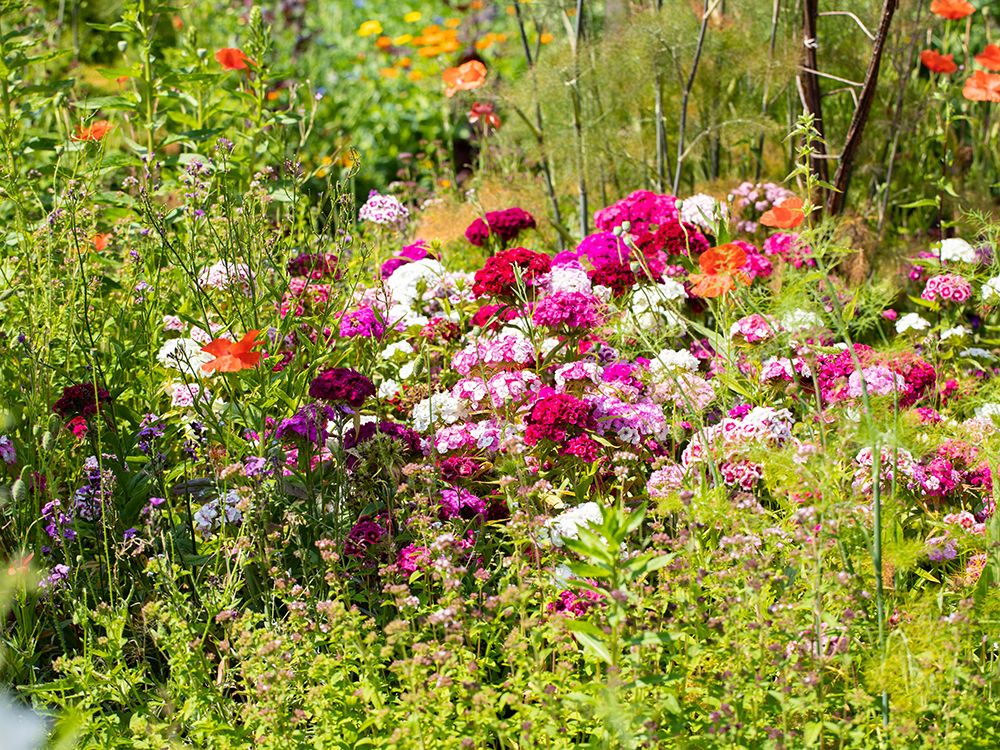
[532,291,602,329]
[593,190,678,235]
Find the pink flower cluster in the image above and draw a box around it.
[451,333,536,375]
[921,273,972,304]
[593,189,678,235]
[532,291,602,329]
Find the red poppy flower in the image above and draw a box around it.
[201,330,264,373]
[73,120,112,142]
[963,70,1000,102]
[760,197,805,229]
[442,60,487,97]
[93,233,112,252]
[215,48,253,71]
[920,49,958,74]
[468,101,501,129]
[930,0,975,20]
[975,44,1000,71]
[688,243,750,298]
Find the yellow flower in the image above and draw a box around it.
[380,67,401,79]
[407,70,424,82]
[444,17,461,29]
[358,20,383,37]
[393,34,413,45]
[438,178,452,189]
[540,32,554,44]
[403,10,422,23]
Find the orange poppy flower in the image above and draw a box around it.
[760,197,805,229]
[920,49,958,74]
[963,70,1000,102]
[215,48,253,71]
[73,120,112,142]
[201,330,264,373]
[975,44,1000,71]
[930,0,975,19]
[688,244,750,298]
[442,60,487,97]
[93,233,112,252]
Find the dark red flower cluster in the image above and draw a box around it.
[343,517,389,560]
[634,220,709,257]
[524,393,595,445]
[471,303,521,330]
[439,454,488,482]
[308,367,376,407]
[588,262,635,297]
[420,316,462,342]
[465,207,537,248]
[472,247,552,298]
[287,252,340,280]
[53,383,111,419]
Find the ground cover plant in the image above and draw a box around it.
[3,0,1000,748]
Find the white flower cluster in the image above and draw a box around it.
[411,392,468,433]
[895,313,930,334]
[193,490,243,536]
[157,338,212,377]
[547,502,603,547]
[679,193,728,231]
[650,348,700,374]
[935,238,977,264]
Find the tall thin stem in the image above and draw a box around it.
[672,0,717,194]
[513,1,563,230]
[569,0,588,236]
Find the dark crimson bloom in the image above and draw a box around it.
[524,393,596,445]
[287,252,340,280]
[53,383,111,419]
[588,261,636,297]
[343,517,390,559]
[634,219,710,257]
[465,208,537,248]
[472,246,551,298]
[471,303,520,330]
[308,368,376,408]
[275,403,338,445]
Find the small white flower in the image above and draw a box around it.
[381,340,415,360]
[895,313,930,334]
[975,402,1000,420]
[940,325,969,341]
[935,238,977,264]
[650,348,700,373]
[157,338,212,377]
[780,308,822,333]
[982,276,1000,304]
[960,347,995,360]
[377,379,400,398]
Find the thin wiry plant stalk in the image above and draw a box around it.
[755,0,782,181]
[878,0,925,239]
[513,1,563,231]
[567,0,589,237]
[672,0,718,194]
[653,0,669,191]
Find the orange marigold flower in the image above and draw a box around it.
[92,233,112,252]
[930,0,975,19]
[760,196,805,229]
[920,49,958,74]
[201,330,264,373]
[442,60,487,97]
[963,70,1000,102]
[215,47,253,71]
[73,120,112,142]
[975,44,1000,71]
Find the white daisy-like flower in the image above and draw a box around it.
[935,238,977,264]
